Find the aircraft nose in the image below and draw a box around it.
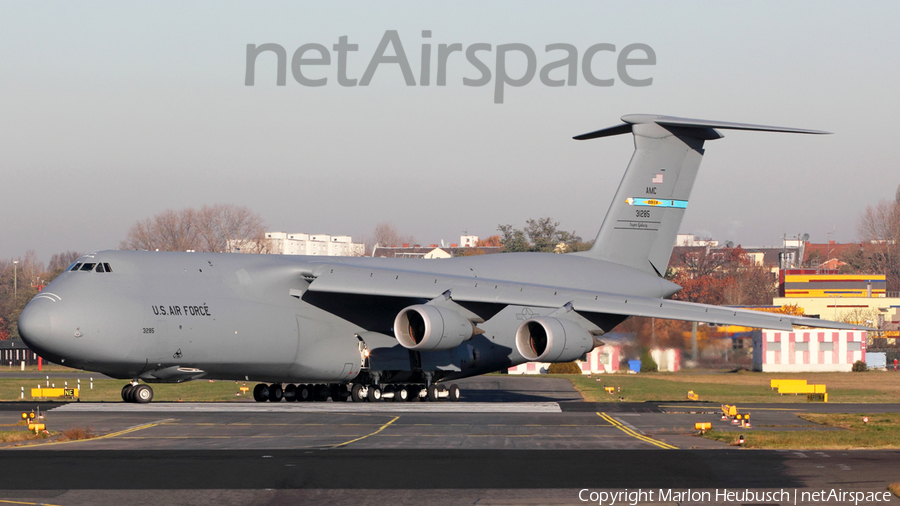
[18,303,52,349]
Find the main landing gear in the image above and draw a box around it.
[251,382,461,403]
[121,382,154,404]
[252,383,348,403]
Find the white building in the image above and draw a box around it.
[233,232,364,256]
[676,234,719,247]
[460,235,479,248]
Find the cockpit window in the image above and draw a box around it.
[71,261,113,273]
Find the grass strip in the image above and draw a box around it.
[564,370,900,403]
[701,413,900,449]
[0,378,256,402]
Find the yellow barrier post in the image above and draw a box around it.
[31,387,80,399]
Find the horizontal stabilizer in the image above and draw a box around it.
[573,123,633,140]
[574,114,830,140]
[644,114,831,135]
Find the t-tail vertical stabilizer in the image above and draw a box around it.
[574,114,829,276]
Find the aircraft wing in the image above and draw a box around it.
[302,264,870,332]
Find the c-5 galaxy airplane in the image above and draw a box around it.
[19,114,865,404]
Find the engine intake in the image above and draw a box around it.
[394,305,475,351]
[515,317,594,363]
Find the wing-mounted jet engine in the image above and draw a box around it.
[515,316,594,363]
[393,293,483,351]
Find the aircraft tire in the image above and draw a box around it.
[253,383,268,402]
[448,384,461,402]
[268,384,283,402]
[367,386,382,402]
[394,386,408,402]
[408,385,423,402]
[330,384,347,402]
[351,383,366,402]
[133,384,153,404]
[121,384,135,402]
[298,384,311,402]
[283,384,297,402]
[427,384,440,402]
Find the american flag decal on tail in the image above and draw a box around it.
[652,173,664,184]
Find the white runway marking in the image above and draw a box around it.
[51,402,562,413]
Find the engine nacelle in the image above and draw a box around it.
[394,305,475,351]
[515,317,594,363]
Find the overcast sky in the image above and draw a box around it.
[2,2,899,263]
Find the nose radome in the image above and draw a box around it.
[18,303,51,349]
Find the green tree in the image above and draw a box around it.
[639,349,659,372]
[498,218,592,253]
[497,224,529,252]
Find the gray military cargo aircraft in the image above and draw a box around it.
[18,114,865,404]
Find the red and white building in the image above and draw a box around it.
[579,345,622,374]
[753,329,867,372]
[507,345,622,375]
[650,348,681,372]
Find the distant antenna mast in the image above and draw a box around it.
[826,225,836,271]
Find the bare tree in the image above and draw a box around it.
[121,205,267,253]
[366,222,415,253]
[196,204,267,253]
[19,250,45,287]
[48,251,83,273]
[849,194,900,291]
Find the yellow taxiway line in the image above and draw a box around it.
[12,420,171,449]
[0,500,64,506]
[597,412,677,449]
[330,416,400,448]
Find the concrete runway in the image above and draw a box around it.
[2,376,899,506]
